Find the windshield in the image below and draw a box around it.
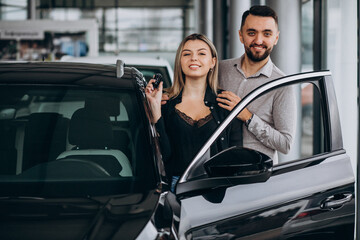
[0,85,157,197]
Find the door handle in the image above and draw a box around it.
[320,193,353,210]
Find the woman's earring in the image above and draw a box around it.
[209,68,213,72]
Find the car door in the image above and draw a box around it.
[175,71,355,240]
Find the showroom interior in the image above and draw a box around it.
[0,0,359,235]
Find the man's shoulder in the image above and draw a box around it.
[271,64,286,79]
[219,57,240,68]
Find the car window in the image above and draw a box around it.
[299,82,325,159]
[0,85,157,197]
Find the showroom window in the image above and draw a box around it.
[99,8,184,53]
[38,7,190,56]
[301,0,313,72]
[0,3,193,62]
[0,0,27,20]
[324,0,357,168]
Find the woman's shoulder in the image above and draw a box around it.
[161,96,178,115]
[212,93,229,117]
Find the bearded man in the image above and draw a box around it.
[217,5,296,164]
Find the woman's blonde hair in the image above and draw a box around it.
[166,33,219,99]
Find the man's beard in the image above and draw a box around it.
[245,44,272,62]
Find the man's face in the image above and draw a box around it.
[239,14,279,62]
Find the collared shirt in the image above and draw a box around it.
[219,55,296,163]
[155,86,243,178]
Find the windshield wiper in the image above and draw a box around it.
[82,198,112,240]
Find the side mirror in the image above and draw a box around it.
[204,146,272,184]
[176,147,273,196]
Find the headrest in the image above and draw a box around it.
[69,108,113,149]
[26,113,62,134]
[85,96,120,117]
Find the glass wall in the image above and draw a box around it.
[301,0,313,72]
[0,0,27,20]
[0,4,194,65]
[99,8,183,53]
[43,7,187,54]
[324,0,358,171]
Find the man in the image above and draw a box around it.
[216,5,296,164]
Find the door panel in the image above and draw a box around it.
[179,153,354,239]
[188,184,354,240]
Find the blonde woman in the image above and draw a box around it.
[146,33,242,192]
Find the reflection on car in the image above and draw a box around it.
[0,62,355,240]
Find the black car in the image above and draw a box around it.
[0,62,354,240]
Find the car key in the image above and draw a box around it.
[152,73,163,89]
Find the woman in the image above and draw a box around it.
[145,33,242,192]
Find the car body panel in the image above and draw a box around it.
[188,184,354,239]
[179,153,354,238]
[0,191,161,240]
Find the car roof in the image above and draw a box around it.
[61,55,171,67]
[0,61,144,89]
[61,55,174,83]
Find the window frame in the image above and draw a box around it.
[179,71,336,185]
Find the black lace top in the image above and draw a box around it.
[174,108,213,128]
[155,86,243,178]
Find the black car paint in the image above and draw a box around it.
[188,184,354,240]
[0,190,161,240]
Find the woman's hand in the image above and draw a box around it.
[216,91,252,122]
[145,79,163,123]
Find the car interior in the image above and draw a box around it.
[0,85,155,194]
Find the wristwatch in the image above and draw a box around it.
[245,114,253,127]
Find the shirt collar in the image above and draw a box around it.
[238,54,274,78]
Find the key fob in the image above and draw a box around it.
[153,73,163,89]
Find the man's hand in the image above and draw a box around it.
[161,93,169,105]
[217,91,252,122]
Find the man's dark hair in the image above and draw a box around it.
[240,5,278,29]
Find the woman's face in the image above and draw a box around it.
[180,39,216,80]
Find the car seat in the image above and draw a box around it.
[56,107,132,177]
[0,119,17,174]
[22,113,69,172]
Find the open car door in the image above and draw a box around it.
[175,71,355,240]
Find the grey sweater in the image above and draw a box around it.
[219,56,296,164]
